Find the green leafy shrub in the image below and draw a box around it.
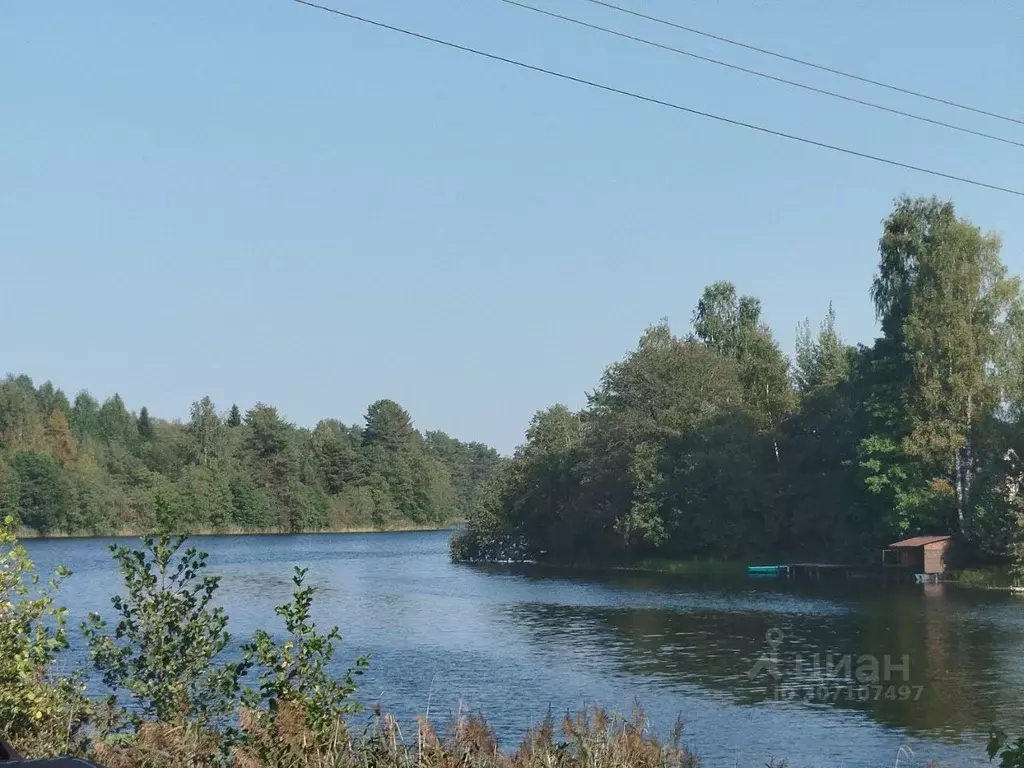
[0,516,89,756]
[83,534,247,733]
[238,566,369,762]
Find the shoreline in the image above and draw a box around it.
[464,556,1023,590]
[17,522,464,541]
[461,556,747,577]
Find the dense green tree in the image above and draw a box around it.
[0,377,45,452]
[97,394,137,449]
[693,284,794,462]
[226,403,242,428]
[692,281,760,358]
[310,420,359,494]
[44,410,77,466]
[0,459,20,520]
[736,324,795,463]
[362,399,417,452]
[126,469,184,533]
[356,400,446,525]
[69,392,101,442]
[0,378,494,536]
[794,305,849,395]
[455,197,1024,568]
[245,404,292,459]
[35,381,70,417]
[8,452,72,534]
[424,431,504,521]
[180,465,234,531]
[869,196,1020,535]
[592,324,743,441]
[187,396,224,467]
[229,473,273,530]
[136,406,153,440]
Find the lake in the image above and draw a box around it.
[24,530,1024,767]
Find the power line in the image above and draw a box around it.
[500,0,1024,149]
[581,0,1024,128]
[290,0,1024,198]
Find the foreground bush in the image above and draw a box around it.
[0,516,90,758]
[83,535,248,736]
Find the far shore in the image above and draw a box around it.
[17,522,465,541]
[465,555,1021,590]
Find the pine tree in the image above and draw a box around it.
[137,406,153,440]
[226,404,242,428]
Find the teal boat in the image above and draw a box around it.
[747,565,785,577]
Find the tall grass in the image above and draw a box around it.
[86,704,698,768]
[950,565,1015,589]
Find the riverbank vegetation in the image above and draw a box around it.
[453,196,1024,577]
[0,518,699,768]
[0,383,502,535]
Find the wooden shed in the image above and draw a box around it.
[884,535,953,574]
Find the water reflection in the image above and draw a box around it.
[497,567,1024,736]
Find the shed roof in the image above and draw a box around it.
[888,535,952,548]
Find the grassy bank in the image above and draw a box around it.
[479,556,748,577]
[949,565,1018,589]
[610,557,746,576]
[16,522,464,540]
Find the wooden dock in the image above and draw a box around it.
[747,562,897,580]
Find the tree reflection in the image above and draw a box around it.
[497,569,1024,736]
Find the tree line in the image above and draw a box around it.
[0,382,502,534]
[454,196,1024,572]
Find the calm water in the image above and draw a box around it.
[24,531,1024,767]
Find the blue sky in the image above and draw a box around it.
[2,0,1022,454]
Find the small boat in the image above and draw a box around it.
[747,565,784,578]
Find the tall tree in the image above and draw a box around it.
[870,196,1020,533]
[8,452,71,533]
[44,410,78,466]
[736,324,794,463]
[794,305,849,395]
[245,404,293,459]
[694,284,794,462]
[0,458,19,520]
[310,420,358,495]
[187,397,224,467]
[35,381,70,416]
[137,406,153,440]
[70,392,101,442]
[692,281,760,358]
[0,377,44,451]
[226,404,242,429]
[362,400,417,452]
[97,394,137,448]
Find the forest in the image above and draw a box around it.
[0,382,502,535]
[453,196,1024,572]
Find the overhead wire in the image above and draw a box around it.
[291,0,1024,198]
[498,0,1024,149]
[580,0,1024,128]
